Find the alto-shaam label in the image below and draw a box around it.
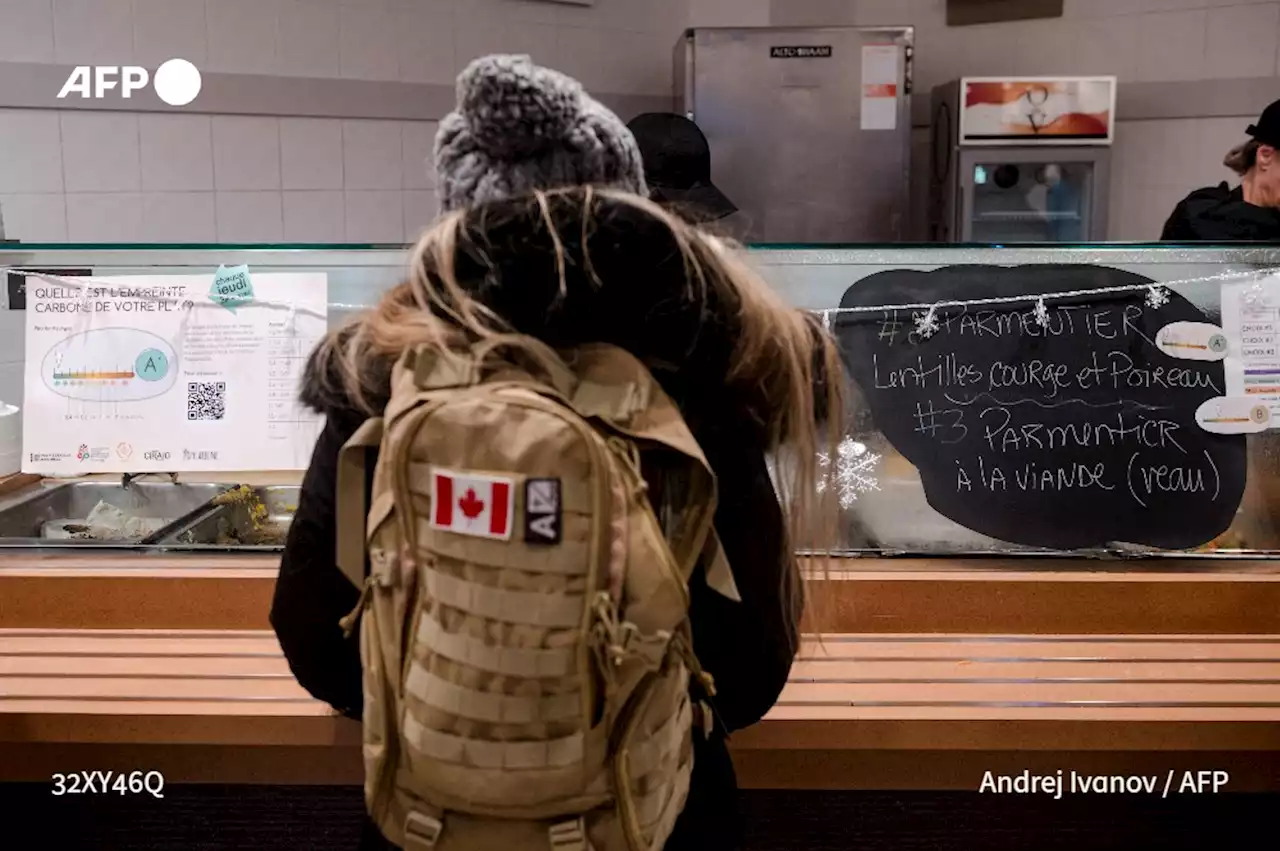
[770,45,833,59]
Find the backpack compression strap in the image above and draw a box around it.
[701,530,741,602]
[335,416,385,589]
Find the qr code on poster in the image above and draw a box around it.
[187,382,226,421]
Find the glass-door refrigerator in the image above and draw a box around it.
[929,76,1115,243]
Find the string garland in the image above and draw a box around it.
[812,266,1279,332]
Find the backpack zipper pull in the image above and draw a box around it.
[673,631,723,739]
[339,573,383,638]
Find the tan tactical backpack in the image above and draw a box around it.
[335,335,741,851]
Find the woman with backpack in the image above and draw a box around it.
[271,55,844,851]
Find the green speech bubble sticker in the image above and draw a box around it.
[210,264,254,312]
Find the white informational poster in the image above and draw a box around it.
[22,271,328,474]
[1222,274,1280,428]
[860,44,899,131]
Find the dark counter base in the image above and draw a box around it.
[9,785,1277,851]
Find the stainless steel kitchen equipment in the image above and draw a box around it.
[675,26,914,244]
[930,76,1115,243]
[0,481,228,545]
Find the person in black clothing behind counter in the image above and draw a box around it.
[270,55,843,851]
[1162,99,1280,241]
[626,113,737,225]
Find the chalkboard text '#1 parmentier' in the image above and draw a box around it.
[873,302,1150,346]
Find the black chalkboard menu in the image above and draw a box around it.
[836,265,1247,550]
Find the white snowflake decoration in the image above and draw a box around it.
[1032,296,1050,328]
[1145,285,1169,310]
[913,305,940,339]
[817,437,881,510]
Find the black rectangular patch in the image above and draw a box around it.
[524,478,561,545]
[7,268,91,310]
[770,45,832,59]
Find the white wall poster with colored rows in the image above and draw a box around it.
[1222,273,1280,428]
[21,270,328,474]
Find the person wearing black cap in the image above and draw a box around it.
[626,113,737,224]
[1161,99,1280,241]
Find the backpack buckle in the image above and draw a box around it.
[625,625,673,672]
[403,811,443,849]
[549,817,594,851]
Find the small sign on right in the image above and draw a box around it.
[1222,274,1280,428]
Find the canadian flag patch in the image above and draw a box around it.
[428,468,515,540]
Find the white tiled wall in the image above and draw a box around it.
[0,0,701,243]
[4,0,1280,244]
[0,109,441,242]
[773,0,1280,90]
[690,0,770,27]
[280,118,345,191]
[911,115,1262,242]
[1204,3,1280,80]
[1,0,691,87]
[778,0,1280,240]
[1109,116,1250,239]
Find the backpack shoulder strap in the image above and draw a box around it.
[334,341,742,600]
[701,530,741,603]
[409,335,577,398]
[336,336,573,590]
[335,416,384,588]
[565,344,740,600]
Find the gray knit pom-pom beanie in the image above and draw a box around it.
[433,54,648,211]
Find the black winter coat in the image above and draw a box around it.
[270,196,801,851]
[1161,182,1280,241]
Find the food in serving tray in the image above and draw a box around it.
[175,484,293,545]
[43,500,171,541]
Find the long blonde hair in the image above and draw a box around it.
[313,187,844,636]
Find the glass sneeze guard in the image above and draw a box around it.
[2,243,1279,565]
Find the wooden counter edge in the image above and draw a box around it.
[0,571,278,630]
[0,473,40,496]
[0,552,280,572]
[801,564,1280,635]
[3,552,1277,572]
[6,554,1280,632]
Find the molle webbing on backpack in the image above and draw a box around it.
[335,338,732,851]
